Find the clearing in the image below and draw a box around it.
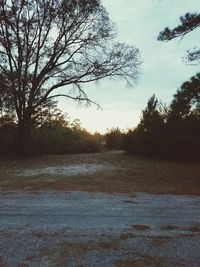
[0,152,200,267]
[0,151,200,195]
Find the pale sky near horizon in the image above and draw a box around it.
[59,0,200,133]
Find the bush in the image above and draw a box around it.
[0,113,101,156]
[105,127,125,150]
[124,92,200,162]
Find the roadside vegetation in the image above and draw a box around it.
[124,11,200,162]
[1,81,200,162]
[124,75,200,162]
[0,0,140,156]
[0,105,102,156]
[0,4,199,163]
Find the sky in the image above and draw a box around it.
[59,0,200,133]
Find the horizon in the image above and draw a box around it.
[59,0,199,133]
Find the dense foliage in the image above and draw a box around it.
[0,0,140,155]
[124,74,200,161]
[105,127,125,150]
[124,10,200,162]
[0,109,101,156]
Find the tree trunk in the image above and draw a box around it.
[16,118,31,156]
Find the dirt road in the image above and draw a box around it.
[1,191,200,267]
[0,152,200,266]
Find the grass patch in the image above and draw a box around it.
[0,152,200,195]
[115,254,165,267]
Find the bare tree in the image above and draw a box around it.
[0,0,140,154]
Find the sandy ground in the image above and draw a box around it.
[0,151,200,195]
[18,163,108,177]
[0,152,200,266]
[0,191,200,267]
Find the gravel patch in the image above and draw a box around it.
[0,191,200,266]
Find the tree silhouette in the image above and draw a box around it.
[125,81,200,161]
[169,73,200,120]
[158,13,200,64]
[124,95,166,155]
[0,0,141,154]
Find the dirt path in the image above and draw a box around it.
[0,191,200,267]
[0,152,200,266]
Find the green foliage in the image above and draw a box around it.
[169,73,200,120]
[139,95,165,133]
[27,116,101,155]
[156,9,200,161]
[124,95,166,156]
[0,0,141,155]
[105,127,125,150]
[158,13,200,41]
[125,85,200,161]
[0,114,17,155]
[166,74,200,160]
[158,12,200,64]
[0,123,16,155]
[0,110,100,156]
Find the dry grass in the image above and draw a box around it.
[186,225,200,233]
[44,240,120,267]
[144,236,172,247]
[131,224,150,231]
[160,225,178,231]
[160,224,200,233]
[30,238,166,266]
[0,152,200,195]
[0,258,6,267]
[120,232,135,240]
[115,254,165,267]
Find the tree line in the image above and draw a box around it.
[100,72,200,162]
[0,0,140,155]
[1,71,200,161]
[124,9,200,162]
[124,73,200,161]
[0,103,102,155]
[0,1,199,161]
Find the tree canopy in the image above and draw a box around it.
[158,12,200,64]
[0,0,141,154]
[125,78,200,161]
[169,73,200,120]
